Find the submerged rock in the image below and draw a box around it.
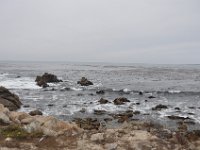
[93,109,106,115]
[0,86,22,111]
[29,110,43,116]
[77,77,93,86]
[113,97,130,105]
[152,104,168,111]
[35,73,62,88]
[98,98,109,104]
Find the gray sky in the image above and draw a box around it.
[0,0,200,64]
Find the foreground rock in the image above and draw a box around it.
[0,86,22,111]
[29,110,43,116]
[113,97,130,105]
[35,73,62,87]
[77,77,93,86]
[0,104,81,137]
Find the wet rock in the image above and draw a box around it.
[148,95,156,99]
[104,118,113,122]
[113,97,130,105]
[79,108,86,113]
[139,91,143,95]
[153,129,172,139]
[74,118,100,130]
[63,104,67,108]
[177,121,196,125]
[188,106,196,109]
[0,86,22,111]
[35,73,62,87]
[188,112,195,115]
[145,100,148,102]
[77,77,93,86]
[29,110,43,116]
[152,104,168,111]
[94,109,106,115]
[96,90,105,94]
[47,104,54,107]
[111,110,133,123]
[167,115,190,120]
[98,98,109,104]
[133,111,141,115]
[136,102,140,105]
[175,107,181,111]
[77,93,84,96]
[89,93,95,96]
[23,104,30,108]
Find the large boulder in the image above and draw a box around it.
[77,77,93,86]
[0,86,22,111]
[35,73,63,87]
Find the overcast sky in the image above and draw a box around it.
[0,0,200,64]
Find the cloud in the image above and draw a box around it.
[0,0,199,64]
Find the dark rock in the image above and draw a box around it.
[77,93,84,96]
[96,90,105,94]
[139,91,143,95]
[188,106,196,109]
[35,73,62,87]
[79,108,86,113]
[111,110,133,123]
[47,104,54,107]
[74,118,100,130]
[89,93,95,96]
[23,104,30,108]
[136,102,140,105]
[175,107,181,110]
[133,111,141,115]
[177,121,196,125]
[16,76,21,78]
[113,97,130,105]
[188,112,195,115]
[98,98,109,104]
[148,96,156,99]
[29,110,43,116]
[104,118,113,122]
[63,104,67,108]
[77,77,93,86]
[153,129,172,139]
[167,115,190,120]
[152,104,168,111]
[145,100,148,102]
[93,109,106,115]
[0,86,22,111]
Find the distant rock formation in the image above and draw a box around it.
[77,77,93,86]
[35,73,63,88]
[0,86,22,111]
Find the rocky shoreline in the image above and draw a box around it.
[0,72,200,149]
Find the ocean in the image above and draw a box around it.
[1,61,200,130]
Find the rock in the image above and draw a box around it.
[77,77,93,86]
[175,107,181,111]
[188,106,196,109]
[74,118,100,130]
[90,133,104,142]
[111,110,133,123]
[35,73,62,87]
[98,98,109,104]
[47,104,54,107]
[152,104,168,111]
[23,104,30,108]
[148,95,156,99]
[96,90,105,94]
[79,108,86,113]
[29,110,43,116]
[94,109,106,115]
[104,143,118,150]
[133,111,141,115]
[113,97,130,105]
[0,111,11,125]
[167,115,190,120]
[0,86,22,111]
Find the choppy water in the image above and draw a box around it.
[1,61,200,130]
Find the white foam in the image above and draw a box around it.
[168,90,181,94]
[123,88,131,93]
[71,87,83,91]
[0,77,41,89]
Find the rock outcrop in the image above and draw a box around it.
[0,86,22,111]
[35,73,62,88]
[77,77,93,86]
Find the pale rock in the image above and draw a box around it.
[90,133,104,142]
[0,111,11,124]
[104,143,118,150]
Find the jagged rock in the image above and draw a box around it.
[148,95,156,99]
[77,77,93,86]
[29,110,43,116]
[0,86,22,111]
[98,98,109,104]
[35,73,62,87]
[113,97,130,105]
[152,104,168,111]
[167,115,190,120]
